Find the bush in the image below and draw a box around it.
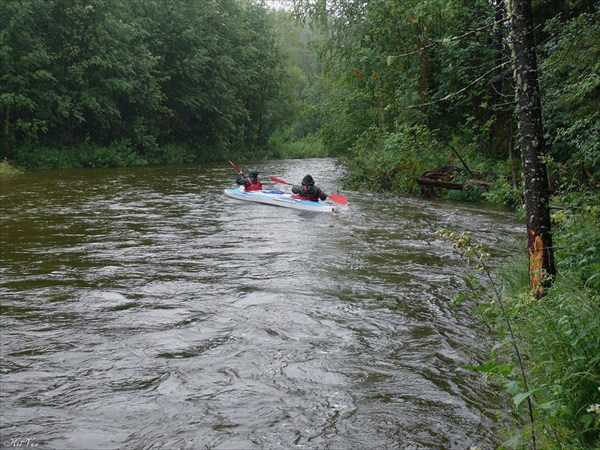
[477,210,600,448]
[10,140,217,170]
[146,143,197,165]
[442,204,600,449]
[341,124,446,194]
[484,178,523,208]
[78,140,147,168]
[278,135,326,159]
[13,144,80,170]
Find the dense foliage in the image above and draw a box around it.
[265,12,330,158]
[440,208,600,449]
[540,9,600,193]
[1,0,287,168]
[293,0,599,203]
[470,206,600,449]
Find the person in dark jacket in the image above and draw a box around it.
[236,168,263,191]
[292,174,328,201]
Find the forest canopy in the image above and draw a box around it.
[1,0,288,167]
[290,0,599,202]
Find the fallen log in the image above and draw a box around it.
[417,166,494,198]
[417,177,464,190]
[417,177,493,189]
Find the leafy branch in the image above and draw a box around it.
[406,60,510,108]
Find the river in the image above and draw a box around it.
[0,158,524,449]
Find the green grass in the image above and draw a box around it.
[440,203,600,449]
[0,160,24,176]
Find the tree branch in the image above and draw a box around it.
[389,17,510,60]
[407,60,510,108]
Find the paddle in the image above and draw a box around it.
[228,160,242,174]
[269,176,348,205]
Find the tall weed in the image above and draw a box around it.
[14,144,80,170]
[440,209,600,449]
[78,140,147,168]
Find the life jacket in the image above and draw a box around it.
[292,194,316,202]
[244,179,263,191]
[292,185,318,201]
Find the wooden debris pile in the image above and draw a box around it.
[417,166,493,199]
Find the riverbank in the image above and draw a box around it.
[0,160,24,176]
[458,202,600,448]
[5,138,327,172]
[7,142,219,171]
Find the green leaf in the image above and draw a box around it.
[580,413,597,429]
[501,380,521,396]
[513,389,539,408]
[452,293,468,305]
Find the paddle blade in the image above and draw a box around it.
[269,176,290,185]
[328,194,348,205]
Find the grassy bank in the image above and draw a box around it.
[7,136,332,172]
[447,201,600,449]
[0,160,24,176]
[7,141,264,171]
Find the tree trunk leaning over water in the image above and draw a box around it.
[506,0,556,297]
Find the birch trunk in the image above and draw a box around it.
[506,0,556,296]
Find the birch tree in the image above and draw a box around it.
[506,0,556,295]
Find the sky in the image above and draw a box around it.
[263,0,293,11]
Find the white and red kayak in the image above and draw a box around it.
[223,187,335,213]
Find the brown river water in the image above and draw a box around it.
[0,158,524,449]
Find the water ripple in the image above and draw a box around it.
[0,159,523,449]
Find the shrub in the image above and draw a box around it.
[78,140,147,168]
[441,208,600,448]
[341,124,445,194]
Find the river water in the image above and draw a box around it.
[1,158,524,449]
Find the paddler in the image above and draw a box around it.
[291,174,328,202]
[236,168,263,191]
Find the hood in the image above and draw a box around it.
[302,174,314,186]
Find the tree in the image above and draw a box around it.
[506,0,556,295]
[0,0,54,159]
[540,6,600,188]
[2,0,289,165]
